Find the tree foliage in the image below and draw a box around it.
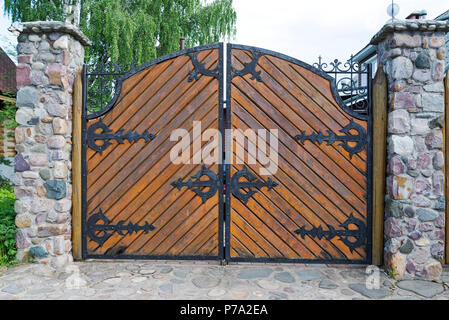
[4,0,237,68]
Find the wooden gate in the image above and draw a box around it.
[81,43,372,263]
[82,44,224,259]
[225,44,372,264]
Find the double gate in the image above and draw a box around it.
[82,43,372,264]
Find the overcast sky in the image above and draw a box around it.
[0,0,448,65]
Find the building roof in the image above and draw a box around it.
[435,9,449,21]
[0,47,16,94]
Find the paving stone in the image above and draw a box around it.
[170,279,185,284]
[396,280,444,298]
[257,279,280,290]
[340,288,356,296]
[192,276,220,288]
[340,269,366,280]
[159,284,173,294]
[160,267,173,274]
[348,283,392,299]
[274,272,295,283]
[131,277,147,283]
[139,269,156,275]
[208,288,226,297]
[319,279,338,289]
[232,290,249,299]
[27,287,55,295]
[295,269,324,281]
[268,291,289,300]
[116,288,136,296]
[103,278,121,285]
[174,271,187,278]
[252,290,265,297]
[1,284,25,295]
[237,268,273,279]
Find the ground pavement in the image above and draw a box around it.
[0,261,448,300]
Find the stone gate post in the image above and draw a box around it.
[371,20,449,279]
[11,22,90,268]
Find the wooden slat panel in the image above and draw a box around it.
[72,69,83,260]
[445,72,449,264]
[227,48,369,262]
[372,66,387,266]
[85,48,221,258]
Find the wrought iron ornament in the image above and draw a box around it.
[171,166,219,203]
[230,48,264,82]
[87,209,155,246]
[294,214,366,252]
[313,56,370,115]
[295,119,367,159]
[87,119,156,154]
[187,51,220,82]
[231,166,278,203]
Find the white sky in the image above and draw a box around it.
[0,0,448,65]
[232,0,448,64]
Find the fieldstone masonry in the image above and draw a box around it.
[371,20,449,280]
[10,22,90,268]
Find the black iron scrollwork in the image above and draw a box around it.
[230,48,264,82]
[187,51,220,82]
[87,119,156,155]
[294,214,366,253]
[295,119,366,159]
[171,165,219,203]
[87,209,155,246]
[231,166,278,203]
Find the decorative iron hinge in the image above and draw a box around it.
[87,209,155,246]
[230,48,264,82]
[171,165,219,203]
[87,118,156,154]
[187,51,220,82]
[294,214,366,253]
[294,119,366,159]
[231,166,278,203]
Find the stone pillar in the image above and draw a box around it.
[10,22,90,268]
[372,20,449,280]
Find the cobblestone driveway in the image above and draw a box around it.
[0,261,448,300]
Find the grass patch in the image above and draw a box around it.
[0,178,17,267]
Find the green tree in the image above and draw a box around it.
[4,0,237,68]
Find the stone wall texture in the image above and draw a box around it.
[373,21,448,280]
[12,22,88,268]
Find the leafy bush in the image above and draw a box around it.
[0,184,17,266]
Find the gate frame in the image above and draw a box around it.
[224,43,374,264]
[79,43,226,261]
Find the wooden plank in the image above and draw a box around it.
[72,68,83,260]
[445,72,449,264]
[372,65,388,266]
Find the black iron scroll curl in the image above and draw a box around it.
[295,119,366,159]
[87,119,156,155]
[171,165,219,203]
[294,214,366,253]
[230,48,264,82]
[87,209,155,246]
[231,166,278,203]
[187,51,220,82]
